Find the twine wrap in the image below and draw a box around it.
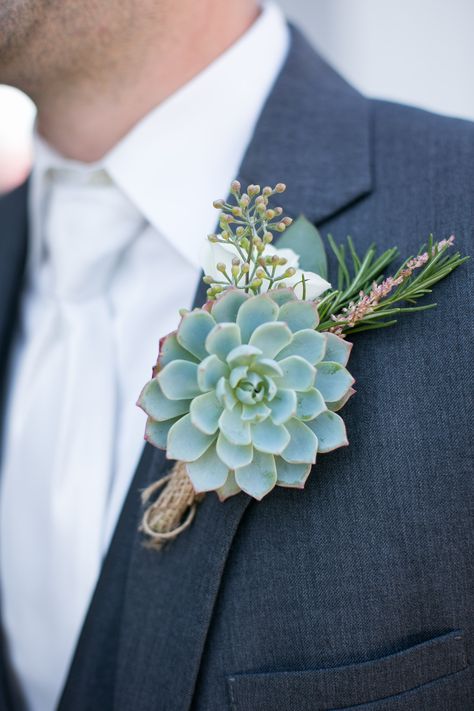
[140,461,202,549]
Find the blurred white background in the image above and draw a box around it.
[0,0,473,193]
[279,0,474,120]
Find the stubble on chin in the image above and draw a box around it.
[0,0,140,96]
[0,0,46,85]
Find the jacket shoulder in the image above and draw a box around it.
[368,99,474,243]
[370,98,474,172]
[0,179,29,214]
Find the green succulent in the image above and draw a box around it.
[138,288,355,500]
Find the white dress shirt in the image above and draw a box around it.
[0,4,289,710]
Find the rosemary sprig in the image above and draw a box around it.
[318,235,468,335]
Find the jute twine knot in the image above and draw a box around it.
[140,461,202,549]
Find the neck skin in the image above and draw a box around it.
[35,1,259,162]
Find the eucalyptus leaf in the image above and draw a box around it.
[276,215,328,280]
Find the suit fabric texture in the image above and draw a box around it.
[0,26,473,711]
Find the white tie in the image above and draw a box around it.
[0,169,145,711]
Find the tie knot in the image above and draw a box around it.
[42,169,145,301]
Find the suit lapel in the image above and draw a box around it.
[0,182,28,400]
[0,182,28,711]
[115,465,251,711]
[114,27,373,711]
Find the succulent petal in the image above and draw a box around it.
[197,354,229,392]
[216,432,253,469]
[156,332,198,371]
[205,322,241,361]
[218,405,251,445]
[190,391,222,435]
[242,402,272,422]
[158,360,201,400]
[315,361,355,403]
[145,416,180,450]
[176,310,216,360]
[278,300,319,332]
[216,377,238,410]
[186,446,229,493]
[229,365,248,389]
[252,358,283,378]
[281,418,318,464]
[306,410,349,452]
[323,332,353,367]
[267,288,297,306]
[277,329,326,365]
[275,458,312,488]
[236,294,279,343]
[216,470,242,501]
[166,414,215,462]
[249,322,292,358]
[211,289,249,323]
[235,451,277,500]
[226,344,262,368]
[251,419,290,454]
[296,388,327,421]
[268,389,297,425]
[263,375,278,401]
[326,387,356,412]
[137,378,191,421]
[277,356,316,391]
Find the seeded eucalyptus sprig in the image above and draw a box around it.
[203,181,295,299]
[318,234,468,335]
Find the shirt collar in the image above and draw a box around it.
[30,2,289,271]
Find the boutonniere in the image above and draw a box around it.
[138,181,467,547]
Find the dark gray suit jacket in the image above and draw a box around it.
[0,27,473,711]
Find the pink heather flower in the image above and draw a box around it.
[435,235,455,252]
[405,253,429,271]
[329,237,455,335]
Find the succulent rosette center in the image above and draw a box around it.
[138,288,355,501]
